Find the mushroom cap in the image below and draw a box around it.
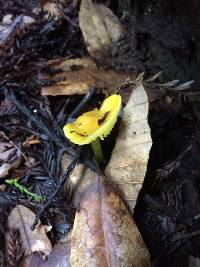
[63,94,121,145]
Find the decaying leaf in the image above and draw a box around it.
[79,0,124,64]
[6,205,52,266]
[41,58,134,96]
[68,164,150,267]
[0,141,22,178]
[106,83,152,214]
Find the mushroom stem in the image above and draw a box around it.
[91,138,105,164]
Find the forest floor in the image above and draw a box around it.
[1,1,200,267]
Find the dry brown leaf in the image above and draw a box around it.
[7,205,52,266]
[47,57,96,70]
[105,83,152,214]
[79,0,124,63]
[68,164,150,267]
[41,58,135,96]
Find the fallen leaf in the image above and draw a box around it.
[105,83,152,214]
[47,57,96,70]
[6,205,52,266]
[41,58,135,96]
[0,141,22,178]
[79,0,124,64]
[68,164,150,267]
[0,164,12,179]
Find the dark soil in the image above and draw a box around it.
[109,0,200,84]
[135,101,200,267]
[1,1,200,267]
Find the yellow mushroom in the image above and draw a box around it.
[63,94,122,163]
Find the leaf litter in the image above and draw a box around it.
[67,164,150,267]
[0,0,199,266]
[6,205,52,266]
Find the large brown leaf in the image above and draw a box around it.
[41,58,135,96]
[79,0,124,64]
[106,83,152,214]
[68,164,150,267]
